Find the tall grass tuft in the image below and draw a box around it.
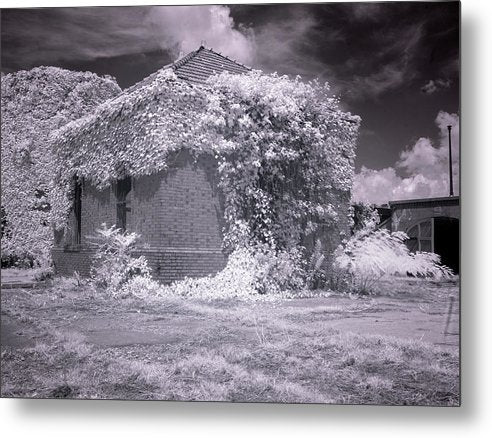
[333,225,453,294]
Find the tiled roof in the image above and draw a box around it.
[125,46,250,93]
[173,46,251,83]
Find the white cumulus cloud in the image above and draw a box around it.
[352,111,459,205]
[146,5,255,64]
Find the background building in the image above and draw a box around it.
[379,196,460,273]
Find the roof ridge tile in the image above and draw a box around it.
[171,46,203,71]
[124,46,249,94]
[200,47,251,71]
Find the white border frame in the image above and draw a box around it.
[1,0,491,437]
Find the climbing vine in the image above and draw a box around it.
[204,71,360,251]
[52,69,360,261]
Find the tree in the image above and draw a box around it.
[1,67,121,267]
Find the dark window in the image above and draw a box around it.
[73,178,82,245]
[116,177,132,231]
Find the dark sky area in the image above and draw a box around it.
[1,2,459,202]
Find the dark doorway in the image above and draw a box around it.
[434,217,459,274]
[116,177,132,231]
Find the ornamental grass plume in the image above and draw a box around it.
[333,224,453,295]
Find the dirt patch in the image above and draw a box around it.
[315,308,458,348]
[275,283,459,350]
[79,318,205,347]
[1,278,459,351]
[1,314,37,348]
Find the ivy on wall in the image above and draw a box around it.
[204,71,360,250]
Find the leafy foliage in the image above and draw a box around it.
[117,241,334,301]
[159,244,307,301]
[205,71,360,252]
[1,67,121,267]
[350,202,380,233]
[305,239,326,288]
[333,224,453,294]
[87,238,306,301]
[119,275,163,299]
[87,223,152,298]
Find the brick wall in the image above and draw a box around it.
[52,247,96,277]
[52,247,226,283]
[133,248,226,284]
[129,150,224,249]
[52,149,352,283]
[80,185,115,243]
[52,150,226,283]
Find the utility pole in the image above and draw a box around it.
[447,125,454,196]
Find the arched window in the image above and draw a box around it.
[406,219,433,253]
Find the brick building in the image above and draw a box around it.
[52,46,355,283]
[379,196,460,273]
[52,47,251,282]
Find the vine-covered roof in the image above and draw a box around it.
[52,47,251,184]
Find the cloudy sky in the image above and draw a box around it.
[1,2,460,205]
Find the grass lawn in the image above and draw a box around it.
[0,276,459,405]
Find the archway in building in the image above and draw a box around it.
[406,217,459,274]
[434,217,459,274]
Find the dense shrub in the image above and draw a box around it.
[158,245,307,301]
[85,223,311,301]
[110,244,324,302]
[120,275,163,299]
[350,202,380,233]
[305,239,326,289]
[206,71,359,255]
